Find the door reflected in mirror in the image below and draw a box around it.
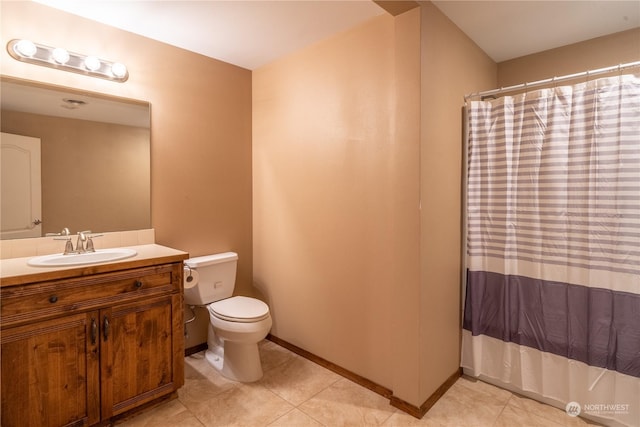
[0,77,151,239]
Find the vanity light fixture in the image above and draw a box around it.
[51,47,70,64]
[7,39,129,82]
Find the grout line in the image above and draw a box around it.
[378,407,399,426]
[264,407,297,427]
[295,402,329,427]
[490,394,512,426]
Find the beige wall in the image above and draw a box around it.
[417,1,496,404]
[253,2,496,406]
[2,110,150,235]
[253,12,399,388]
[498,28,640,86]
[1,2,253,349]
[389,8,423,404]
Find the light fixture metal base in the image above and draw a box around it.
[7,39,128,83]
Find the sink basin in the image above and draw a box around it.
[28,248,137,267]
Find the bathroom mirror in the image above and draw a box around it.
[0,76,150,239]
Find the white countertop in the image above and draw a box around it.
[0,244,188,285]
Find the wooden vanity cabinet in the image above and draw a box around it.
[0,260,185,427]
[100,294,179,419]
[1,311,101,426]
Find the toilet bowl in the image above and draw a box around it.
[205,296,272,381]
[183,253,272,382]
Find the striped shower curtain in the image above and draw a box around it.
[461,75,640,427]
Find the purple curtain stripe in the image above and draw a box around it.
[463,270,640,378]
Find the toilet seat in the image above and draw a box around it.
[209,296,270,323]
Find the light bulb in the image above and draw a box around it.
[111,62,127,78]
[84,56,101,71]
[52,47,70,64]
[15,39,37,57]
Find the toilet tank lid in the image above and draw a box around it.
[185,252,238,268]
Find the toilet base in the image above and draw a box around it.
[206,326,264,382]
[204,346,224,373]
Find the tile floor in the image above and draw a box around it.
[118,340,600,427]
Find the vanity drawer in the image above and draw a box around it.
[1,264,179,328]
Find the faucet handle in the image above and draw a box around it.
[63,239,74,254]
[53,236,75,254]
[46,227,71,237]
[85,234,103,252]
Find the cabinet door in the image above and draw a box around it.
[1,311,100,427]
[100,295,176,418]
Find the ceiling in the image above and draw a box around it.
[432,1,639,63]
[34,0,640,70]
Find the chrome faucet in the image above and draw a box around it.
[52,229,94,255]
[76,232,86,253]
[75,230,92,253]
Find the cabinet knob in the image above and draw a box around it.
[49,295,58,303]
[134,280,143,289]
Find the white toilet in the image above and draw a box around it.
[183,252,272,382]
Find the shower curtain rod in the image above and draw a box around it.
[464,60,640,101]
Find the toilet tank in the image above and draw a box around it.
[183,252,238,305]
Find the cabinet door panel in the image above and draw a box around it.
[1,312,100,427]
[100,295,175,417]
